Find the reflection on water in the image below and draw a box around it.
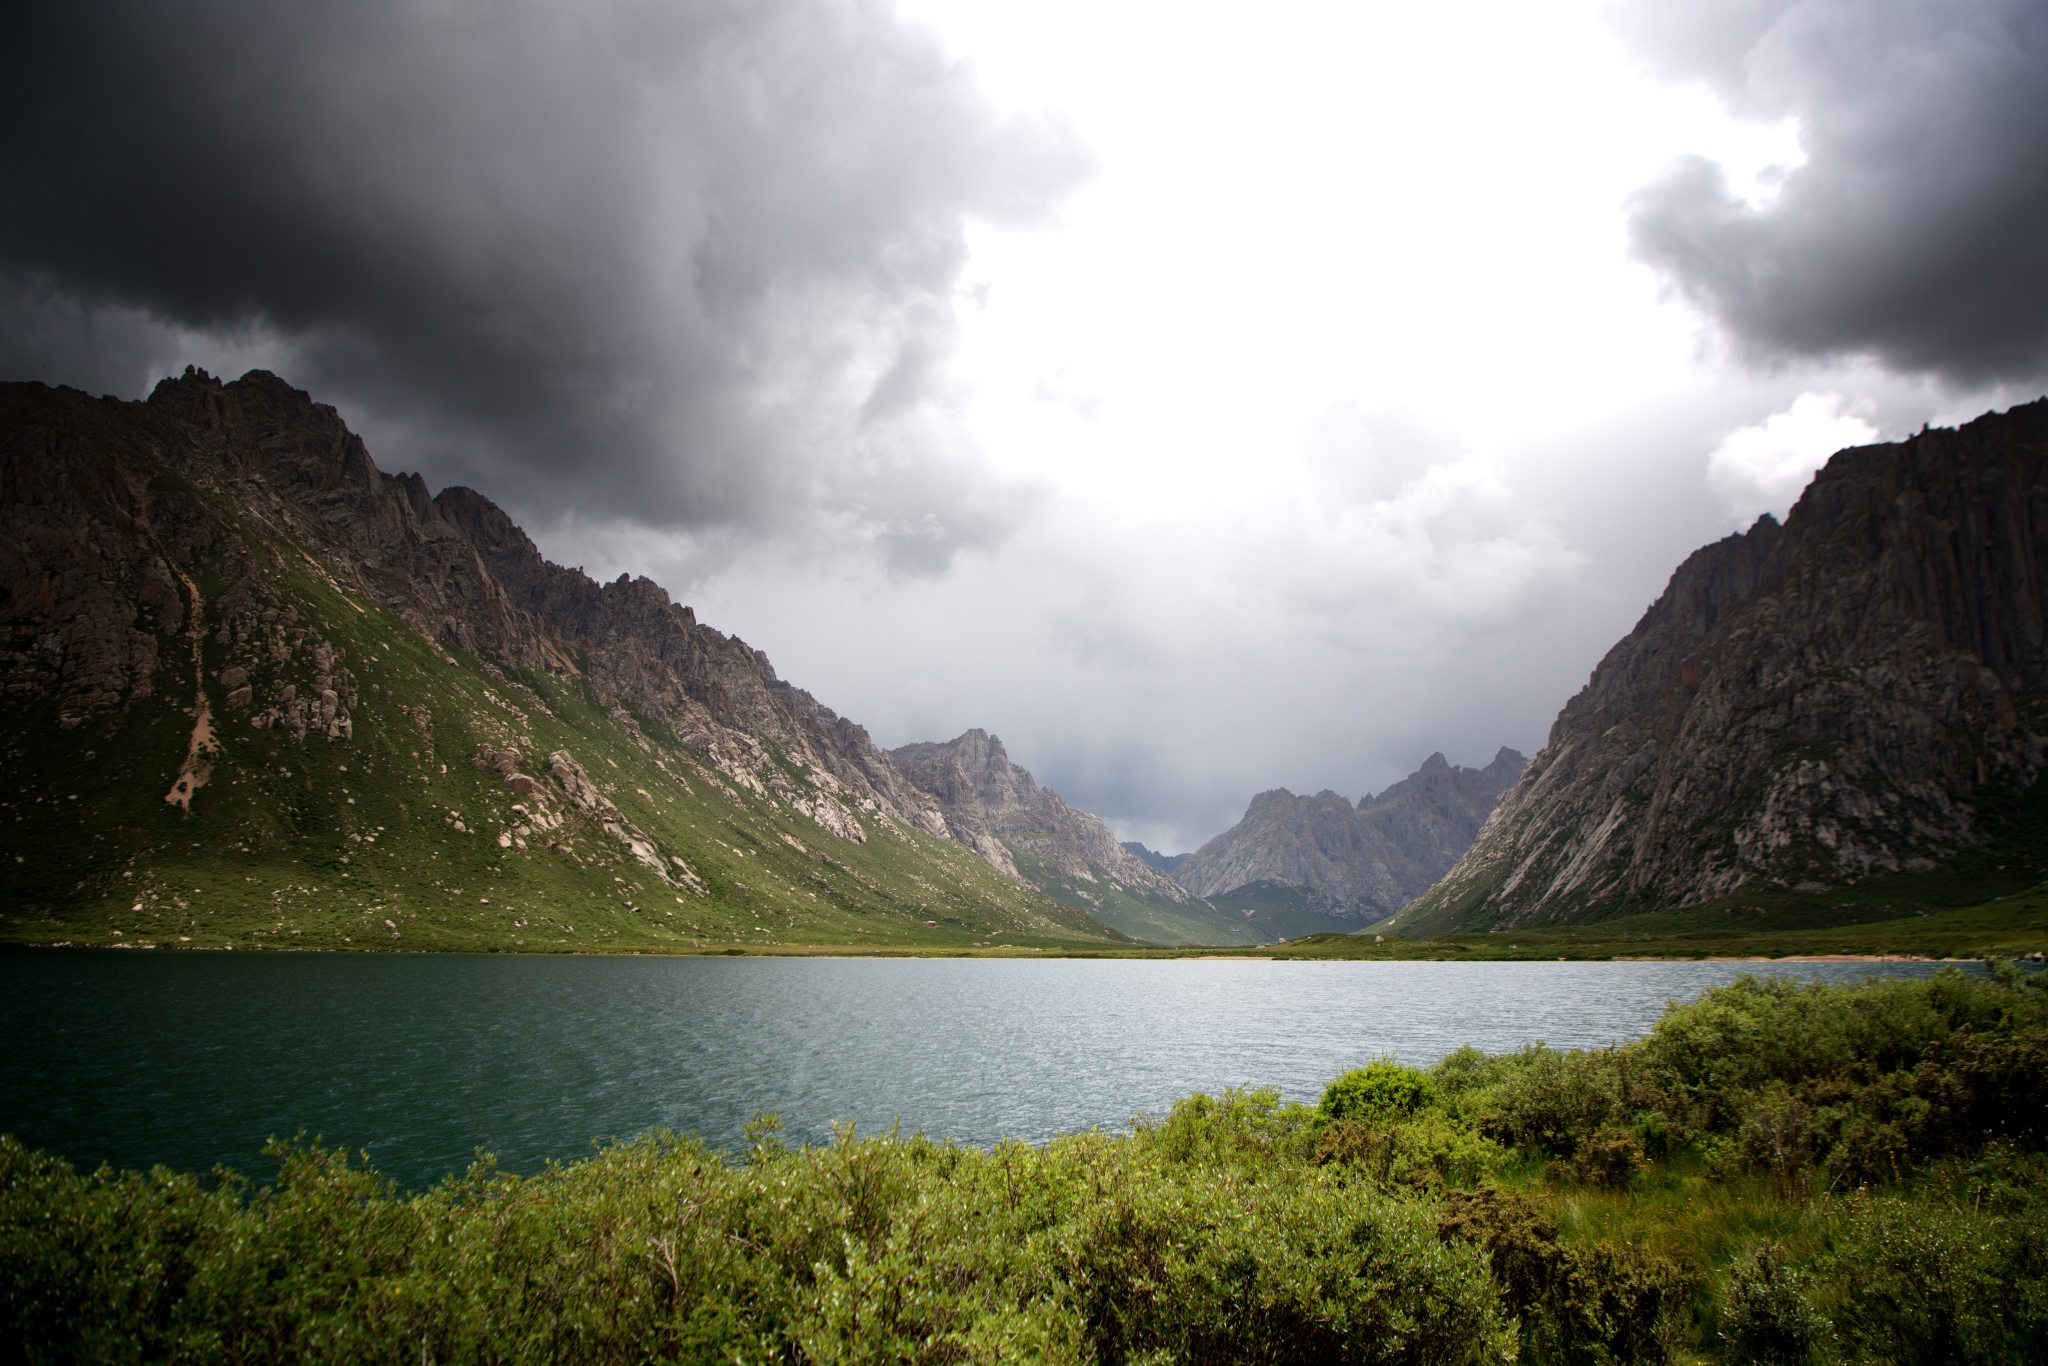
[0,951,1968,1188]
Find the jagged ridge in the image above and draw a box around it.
[1172,749,1527,923]
[1403,398,2048,937]
[887,729,1254,945]
[0,368,1122,949]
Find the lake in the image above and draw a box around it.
[0,951,1970,1189]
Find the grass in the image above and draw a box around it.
[1008,846,1268,946]
[0,529,1127,957]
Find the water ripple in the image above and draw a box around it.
[0,952,1967,1188]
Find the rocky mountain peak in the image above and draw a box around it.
[2,368,964,847]
[889,729,1204,931]
[1173,749,1528,921]
[1404,397,2048,936]
[1,369,1126,950]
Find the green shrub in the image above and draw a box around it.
[1394,1108,1506,1188]
[0,1125,1518,1366]
[1315,1119,1396,1178]
[1718,1243,1832,1365]
[1832,1195,2048,1365]
[1429,1045,1527,1116]
[1483,1047,1659,1156]
[1736,1091,1816,1201]
[1572,1126,1647,1191]
[1058,1162,1513,1365]
[1435,1187,1688,1365]
[1315,1112,1504,1191]
[1321,1060,1438,1125]
[1640,970,2048,1133]
[1136,1086,1319,1170]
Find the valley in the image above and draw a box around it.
[9,375,2048,971]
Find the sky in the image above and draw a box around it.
[5,0,2047,852]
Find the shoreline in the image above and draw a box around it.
[0,941,1989,965]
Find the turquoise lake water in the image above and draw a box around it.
[0,951,1968,1189]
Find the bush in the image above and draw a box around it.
[1483,1047,1659,1156]
[1321,1060,1438,1125]
[1435,1187,1688,1365]
[1571,1127,1646,1191]
[1639,970,2048,1132]
[1314,1112,1504,1191]
[1060,1162,1513,1365]
[1136,1086,1319,1170]
[1831,1195,2048,1365]
[1736,1092,1816,1201]
[1719,1243,1832,1365]
[0,1124,1521,1366]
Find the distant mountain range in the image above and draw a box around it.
[1168,749,1527,938]
[24,362,1991,956]
[1121,842,1188,874]
[1404,398,2048,938]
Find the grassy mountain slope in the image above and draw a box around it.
[0,385,1126,954]
[1390,766,2048,944]
[1009,846,1266,946]
[1201,881,1368,943]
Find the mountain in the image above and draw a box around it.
[1170,748,1527,938]
[888,730,1258,945]
[1402,398,2048,938]
[1121,842,1188,874]
[0,369,1127,951]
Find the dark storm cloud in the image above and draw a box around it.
[1617,0,2048,385]
[0,0,1089,559]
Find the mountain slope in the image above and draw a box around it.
[1402,398,2048,938]
[1171,749,1527,933]
[0,369,1126,951]
[888,729,1256,945]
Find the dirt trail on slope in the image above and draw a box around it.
[165,569,215,813]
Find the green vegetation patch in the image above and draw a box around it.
[1006,844,1255,946]
[1206,880,1370,942]
[9,967,2047,1362]
[0,531,1127,955]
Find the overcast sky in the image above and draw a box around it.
[6,0,2046,852]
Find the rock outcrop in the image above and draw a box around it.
[890,729,1198,902]
[1172,749,1528,920]
[0,368,953,847]
[1404,398,2048,935]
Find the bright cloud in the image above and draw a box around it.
[1705,392,1879,525]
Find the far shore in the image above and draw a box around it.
[4,941,1995,965]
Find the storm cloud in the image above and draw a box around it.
[10,1,2034,854]
[1619,0,2048,385]
[0,0,1089,563]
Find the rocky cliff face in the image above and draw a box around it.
[887,729,1200,901]
[888,729,1235,942]
[2,368,950,845]
[1171,749,1527,920]
[1404,398,2048,936]
[0,368,1124,949]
